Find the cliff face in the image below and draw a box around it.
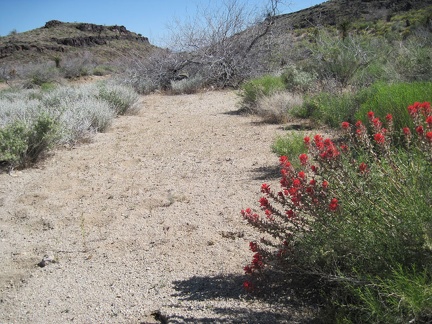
[0,20,153,62]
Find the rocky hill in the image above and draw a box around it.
[0,20,156,63]
[273,0,432,29]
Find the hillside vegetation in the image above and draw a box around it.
[1,0,432,322]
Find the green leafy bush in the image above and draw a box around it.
[242,101,432,322]
[300,91,359,127]
[0,122,28,167]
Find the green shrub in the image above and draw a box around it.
[25,113,59,164]
[301,91,359,127]
[239,75,286,110]
[0,122,28,167]
[281,66,317,93]
[242,101,432,322]
[271,132,308,168]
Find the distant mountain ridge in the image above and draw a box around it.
[0,20,155,63]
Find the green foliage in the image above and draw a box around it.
[272,132,308,168]
[0,114,58,168]
[350,265,432,323]
[25,113,59,164]
[281,66,317,93]
[355,82,432,131]
[301,91,359,127]
[239,75,285,110]
[306,31,379,87]
[243,102,432,322]
[0,122,28,167]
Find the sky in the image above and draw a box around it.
[0,0,326,46]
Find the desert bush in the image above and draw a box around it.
[0,81,139,168]
[254,91,303,123]
[0,122,28,167]
[281,65,318,93]
[170,75,204,95]
[97,81,139,115]
[60,52,96,79]
[306,31,383,88]
[239,74,285,111]
[392,35,432,82]
[242,102,432,322]
[21,62,60,87]
[300,91,359,127]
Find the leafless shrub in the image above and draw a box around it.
[122,0,284,93]
[255,91,303,123]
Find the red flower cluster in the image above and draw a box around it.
[408,102,431,117]
[329,198,339,211]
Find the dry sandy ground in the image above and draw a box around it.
[0,91,317,323]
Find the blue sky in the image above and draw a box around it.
[0,0,326,46]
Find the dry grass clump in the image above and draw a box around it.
[255,92,303,124]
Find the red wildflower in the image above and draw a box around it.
[416,125,424,136]
[385,114,393,122]
[249,241,258,252]
[322,180,329,189]
[403,127,411,136]
[367,111,375,120]
[374,133,385,144]
[265,209,273,220]
[426,131,432,143]
[420,102,431,116]
[292,178,302,187]
[298,171,305,179]
[252,253,264,268]
[304,136,310,145]
[261,183,271,194]
[311,165,318,173]
[372,117,382,129]
[426,116,432,127]
[408,103,419,117]
[279,156,291,168]
[341,121,350,130]
[243,280,254,291]
[329,198,339,211]
[286,210,295,219]
[340,144,349,153]
[355,120,363,128]
[309,179,316,186]
[359,162,368,174]
[243,265,253,274]
[259,197,269,207]
[299,153,308,166]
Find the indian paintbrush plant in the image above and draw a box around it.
[242,102,432,322]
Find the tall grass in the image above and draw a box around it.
[355,81,432,130]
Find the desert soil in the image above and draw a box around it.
[0,91,316,323]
